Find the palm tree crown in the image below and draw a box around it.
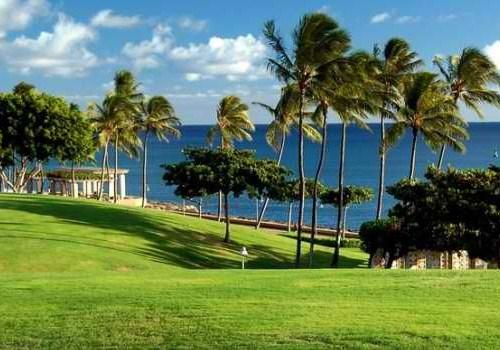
[386,72,467,179]
[207,95,254,149]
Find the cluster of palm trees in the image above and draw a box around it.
[90,70,181,207]
[89,13,500,269]
[258,13,500,267]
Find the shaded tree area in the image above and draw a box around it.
[0,83,94,192]
[163,148,289,242]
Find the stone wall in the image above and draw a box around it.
[371,250,489,269]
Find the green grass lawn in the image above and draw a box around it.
[1,194,500,349]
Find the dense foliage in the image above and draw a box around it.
[360,166,500,267]
[0,84,94,192]
[163,148,289,242]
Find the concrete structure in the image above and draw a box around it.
[44,167,129,200]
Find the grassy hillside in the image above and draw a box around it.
[1,194,500,349]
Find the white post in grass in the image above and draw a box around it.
[240,246,248,269]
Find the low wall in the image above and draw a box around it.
[371,250,489,269]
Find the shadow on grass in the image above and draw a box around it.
[0,195,302,269]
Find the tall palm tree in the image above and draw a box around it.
[252,85,322,229]
[373,39,422,219]
[386,72,468,180]
[207,95,254,221]
[140,96,181,208]
[433,48,500,168]
[89,95,130,200]
[264,13,350,268]
[111,70,143,203]
[308,51,375,267]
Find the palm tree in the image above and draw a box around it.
[111,70,143,203]
[252,85,321,229]
[207,95,254,222]
[386,72,468,180]
[89,95,130,200]
[140,96,181,208]
[433,48,500,168]
[264,13,350,268]
[373,39,422,219]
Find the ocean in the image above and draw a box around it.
[108,122,500,230]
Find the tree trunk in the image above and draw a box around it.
[376,115,385,220]
[309,105,328,268]
[342,206,349,240]
[332,122,347,267]
[39,163,44,193]
[223,192,230,243]
[198,198,202,219]
[106,148,111,200]
[141,131,149,208]
[287,202,293,232]
[114,132,119,203]
[98,141,109,200]
[409,130,418,180]
[255,130,286,229]
[217,192,223,221]
[295,88,306,268]
[437,145,446,170]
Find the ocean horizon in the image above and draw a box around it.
[92,122,500,230]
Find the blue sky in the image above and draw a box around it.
[2,0,500,124]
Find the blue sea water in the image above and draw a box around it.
[109,122,500,230]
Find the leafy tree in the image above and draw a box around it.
[320,185,373,239]
[57,103,95,186]
[139,96,181,208]
[359,218,405,268]
[264,13,350,267]
[372,38,422,219]
[433,48,500,168]
[385,72,467,179]
[0,84,92,192]
[163,148,288,243]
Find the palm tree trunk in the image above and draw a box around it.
[287,202,293,232]
[295,89,306,268]
[223,192,230,242]
[342,206,349,240]
[332,122,347,267]
[409,130,418,180]
[376,115,385,220]
[106,149,111,200]
[309,105,328,268]
[98,141,109,200]
[217,192,223,221]
[198,198,202,219]
[141,131,149,208]
[256,129,286,229]
[114,132,119,203]
[437,145,446,170]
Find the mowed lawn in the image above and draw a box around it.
[1,194,499,349]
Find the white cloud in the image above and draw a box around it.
[371,12,391,24]
[0,13,98,77]
[484,41,500,69]
[122,24,173,70]
[396,16,421,24]
[316,6,330,14]
[177,16,207,32]
[437,14,457,22]
[91,9,141,28]
[0,0,49,36]
[169,34,269,81]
